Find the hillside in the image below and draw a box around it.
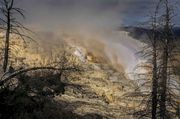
[0,35,138,118]
[50,43,138,119]
[56,49,135,119]
[55,50,137,118]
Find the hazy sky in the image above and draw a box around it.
[16,0,156,31]
[14,0,179,31]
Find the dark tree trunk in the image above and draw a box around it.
[159,1,171,118]
[151,7,159,118]
[159,47,168,119]
[3,10,10,72]
[152,39,158,119]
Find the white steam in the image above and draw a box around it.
[16,0,151,78]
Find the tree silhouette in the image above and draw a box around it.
[0,0,33,72]
[128,0,180,118]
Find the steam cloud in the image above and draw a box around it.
[15,0,179,76]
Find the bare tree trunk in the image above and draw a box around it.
[159,47,168,119]
[152,38,158,119]
[159,1,170,118]
[3,10,10,72]
[151,5,159,118]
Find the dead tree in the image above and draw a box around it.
[150,0,179,118]
[131,6,161,119]
[129,0,180,118]
[149,3,162,118]
[0,0,33,72]
[158,0,176,118]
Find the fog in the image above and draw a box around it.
[14,0,179,76]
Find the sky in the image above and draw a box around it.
[15,0,180,33]
[17,0,157,31]
[13,0,180,75]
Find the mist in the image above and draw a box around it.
[15,0,164,75]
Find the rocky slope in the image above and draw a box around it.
[53,46,137,119]
[0,32,138,118]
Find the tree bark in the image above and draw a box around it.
[3,10,10,72]
[159,47,168,119]
[151,6,159,118]
[152,39,158,119]
[159,1,170,118]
